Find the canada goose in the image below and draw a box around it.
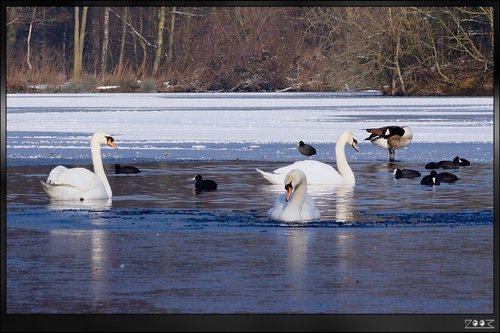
[365,126,413,162]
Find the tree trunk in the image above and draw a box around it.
[73,6,89,80]
[153,7,166,76]
[117,7,128,74]
[73,7,80,79]
[167,6,176,65]
[394,29,406,95]
[26,8,36,72]
[100,7,110,78]
[138,8,147,77]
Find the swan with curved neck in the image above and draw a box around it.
[257,131,359,185]
[41,132,117,200]
[268,169,320,222]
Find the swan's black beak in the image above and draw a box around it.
[352,138,359,152]
[106,136,118,149]
[285,182,293,202]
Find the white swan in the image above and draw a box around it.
[40,132,118,201]
[268,169,320,222]
[257,131,359,185]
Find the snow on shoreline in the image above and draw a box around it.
[7,92,493,108]
[6,93,494,144]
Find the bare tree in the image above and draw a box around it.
[73,6,89,80]
[117,7,128,74]
[6,6,494,95]
[100,7,110,78]
[26,8,37,72]
[153,6,166,76]
[167,7,176,65]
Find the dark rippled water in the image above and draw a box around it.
[7,157,494,223]
[6,151,494,314]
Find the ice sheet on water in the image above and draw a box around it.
[6,93,493,165]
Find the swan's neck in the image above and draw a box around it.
[284,182,306,216]
[91,141,112,198]
[336,137,355,184]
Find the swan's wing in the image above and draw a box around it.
[275,160,339,175]
[268,194,287,220]
[256,168,284,185]
[46,165,69,182]
[46,166,104,193]
[276,161,342,184]
[301,194,321,221]
[271,160,313,175]
[258,160,350,185]
[303,193,317,211]
[301,208,321,221]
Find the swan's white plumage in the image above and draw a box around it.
[40,132,117,201]
[268,169,320,222]
[268,192,319,222]
[41,166,108,200]
[258,160,341,185]
[257,131,358,185]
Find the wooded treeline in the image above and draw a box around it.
[6,6,494,95]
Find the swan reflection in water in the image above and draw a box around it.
[285,228,311,299]
[333,185,355,222]
[48,217,113,305]
[46,198,112,212]
[264,183,355,223]
[305,184,356,223]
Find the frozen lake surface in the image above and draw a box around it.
[5,93,494,314]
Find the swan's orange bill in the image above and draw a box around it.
[106,136,118,149]
[285,182,293,202]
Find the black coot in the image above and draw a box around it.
[393,168,421,179]
[453,156,470,166]
[115,164,141,174]
[437,172,460,183]
[420,170,441,186]
[193,175,218,192]
[298,141,317,157]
